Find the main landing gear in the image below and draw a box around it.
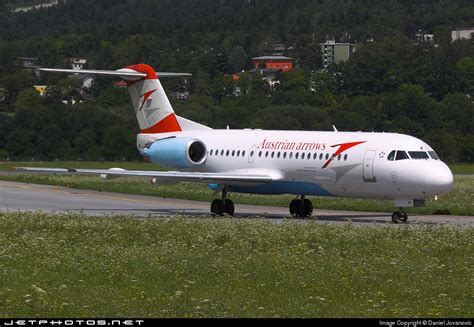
[391,210,408,223]
[289,195,313,218]
[210,186,234,216]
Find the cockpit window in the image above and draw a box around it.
[395,151,409,161]
[387,150,396,161]
[428,151,439,160]
[408,151,429,159]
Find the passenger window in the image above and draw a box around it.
[338,154,341,160]
[313,153,317,160]
[344,154,347,161]
[210,149,213,156]
[289,152,293,159]
[295,153,299,159]
[226,150,230,156]
[325,153,329,160]
[319,153,323,160]
[258,151,262,157]
[220,150,224,156]
[242,151,246,157]
[250,151,254,157]
[387,150,396,161]
[283,152,287,159]
[277,152,281,158]
[237,150,240,157]
[271,152,275,158]
[395,151,409,160]
[232,150,235,156]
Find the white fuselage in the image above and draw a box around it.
[137,129,453,203]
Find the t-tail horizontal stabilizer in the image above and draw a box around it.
[38,68,192,80]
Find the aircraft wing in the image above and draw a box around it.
[15,167,276,186]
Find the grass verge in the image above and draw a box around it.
[0,212,472,318]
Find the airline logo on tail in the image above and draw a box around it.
[138,89,157,111]
[125,64,182,134]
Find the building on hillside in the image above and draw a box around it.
[258,43,294,56]
[415,31,434,43]
[169,88,190,100]
[63,58,93,89]
[81,74,94,89]
[451,28,474,42]
[62,88,90,105]
[34,85,47,96]
[232,68,283,93]
[233,68,282,82]
[65,58,87,70]
[17,57,38,68]
[319,40,357,69]
[251,56,293,73]
[16,57,41,77]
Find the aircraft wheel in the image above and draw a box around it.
[211,199,224,216]
[400,212,408,223]
[289,199,298,217]
[392,211,408,223]
[225,199,235,216]
[303,199,313,217]
[391,212,400,223]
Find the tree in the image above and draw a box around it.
[43,85,63,105]
[456,57,474,98]
[13,88,43,112]
[101,125,136,161]
[227,45,248,73]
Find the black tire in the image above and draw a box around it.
[391,212,401,224]
[303,199,313,217]
[225,199,235,216]
[296,199,306,218]
[211,199,224,216]
[400,212,408,223]
[289,199,298,216]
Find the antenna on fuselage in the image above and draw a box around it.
[332,125,338,132]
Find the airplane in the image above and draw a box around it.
[17,63,454,223]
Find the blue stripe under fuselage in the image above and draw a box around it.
[209,181,333,196]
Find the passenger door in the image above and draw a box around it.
[363,150,377,182]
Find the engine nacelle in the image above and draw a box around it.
[143,137,207,169]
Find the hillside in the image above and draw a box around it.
[0,0,472,162]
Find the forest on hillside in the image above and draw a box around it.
[0,0,472,162]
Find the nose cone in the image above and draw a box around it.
[427,162,454,195]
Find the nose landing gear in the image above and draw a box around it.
[289,195,313,218]
[392,210,408,223]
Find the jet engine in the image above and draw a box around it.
[142,137,207,169]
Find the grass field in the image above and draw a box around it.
[0,212,472,318]
[0,162,472,216]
